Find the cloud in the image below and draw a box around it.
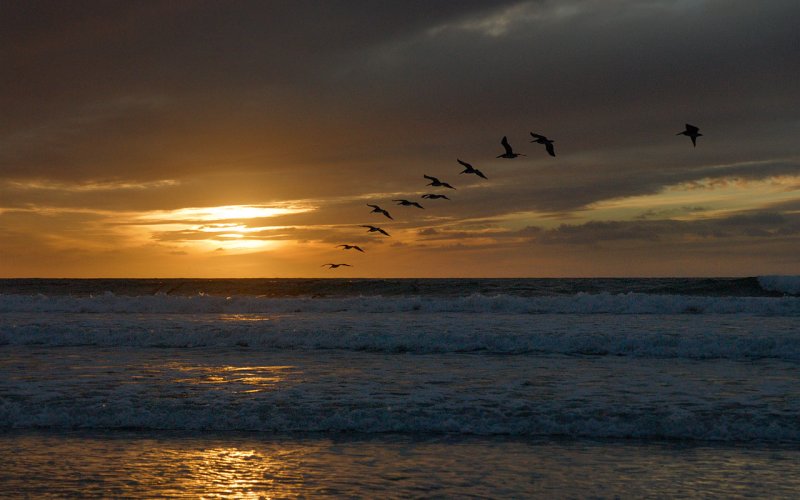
[535,212,800,245]
[3,1,800,276]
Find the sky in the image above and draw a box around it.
[1,0,799,277]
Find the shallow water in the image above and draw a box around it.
[2,431,799,498]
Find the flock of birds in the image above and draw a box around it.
[321,124,702,269]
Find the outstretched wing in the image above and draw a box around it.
[530,132,546,141]
[378,228,390,236]
[685,124,700,134]
[423,174,438,182]
[501,136,513,154]
[475,169,488,179]
[354,246,365,252]
[457,159,472,169]
[545,142,556,157]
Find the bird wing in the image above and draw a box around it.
[378,228,390,236]
[354,246,364,252]
[423,174,438,182]
[443,182,456,189]
[367,204,379,209]
[457,159,472,168]
[686,124,699,133]
[545,143,556,157]
[475,169,487,179]
[384,211,393,219]
[530,132,545,141]
[501,136,513,154]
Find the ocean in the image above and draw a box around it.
[2,277,800,497]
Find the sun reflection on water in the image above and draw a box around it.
[172,365,296,394]
[158,446,306,498]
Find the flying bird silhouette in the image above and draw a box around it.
[321,263,352,269]
[421,194,450,200]
[497,136,526,159]
[393,199,424,209]
[457,159,488,179]
[367,204,393,220]
[424,175,456,189]
[361,225,390,236]
[530,133,556,157]
[338,244,365,253]
[677,123,702,147]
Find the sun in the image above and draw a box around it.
[129,203,314,253]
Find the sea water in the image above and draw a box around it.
[1,277,800,497]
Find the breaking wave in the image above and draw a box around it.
[1,291,800,315]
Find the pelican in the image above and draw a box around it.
[393,199,424,209]
[424,175,456,190]
[367,204,393,220]
[677,124,702,147]
[361,225,390,236]
[421,194,450,200]
[321,263,352,269]
[530,133,556,157]
[337,244,365,253]
[457,159,488,179]
[497,136,526,158]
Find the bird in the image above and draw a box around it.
[393,199,424,209]
[677,123,702,147]
[367,204,393,220]
[424,175,456,189]
[337,244,365,253]
[530,133,556,157]
[497,136,526,158]
[457,159,488,179]
[361,225,390,236]
[421,194,450,200]
[321,263,352,269]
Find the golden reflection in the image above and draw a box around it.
[218,314,274,322]
[172,365,296,394]
[163,446,305,498]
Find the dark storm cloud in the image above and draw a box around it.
[1,1,518,182]
[4,1,799,184]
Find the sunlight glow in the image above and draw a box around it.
[126,204,316,253]
[138,204,312,222]
[586,175,800,222]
